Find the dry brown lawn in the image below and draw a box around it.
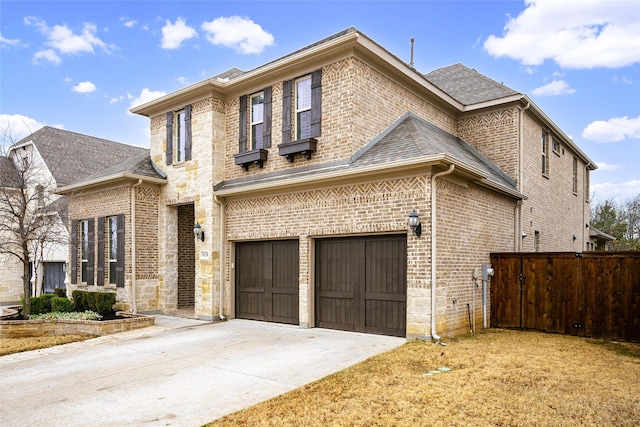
[0,335,91,356]
[207,329,640,427]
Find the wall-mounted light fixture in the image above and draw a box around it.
[573,234,577,241]
[408,209,422,238]
[194,222,205,241]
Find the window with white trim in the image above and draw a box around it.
[250,92,264,150]
[165,105,192,165]
[80,220,89,283]
[108,216,118,285]
[541,132,549,176]
[295,76,312,140]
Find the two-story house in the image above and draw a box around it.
[0,127,147,304]
[59,28,595,339]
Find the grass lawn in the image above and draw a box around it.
[0,335,91,356]
[206,329,640,426]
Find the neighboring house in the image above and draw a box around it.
[0,127,146,304]
[60,28,595,339]
[588,227,616,251]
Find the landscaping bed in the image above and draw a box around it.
[0,311,154,338]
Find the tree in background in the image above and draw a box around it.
[0,126,68,317]
[590,194,640,250]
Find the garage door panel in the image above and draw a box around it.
[236,240,299,325]
[318,297,354,331]
[316,235,406,337]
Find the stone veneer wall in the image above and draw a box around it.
[150,97,225,319]
[0,254,23,304]
[66,183,161,312]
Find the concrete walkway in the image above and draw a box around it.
[0,316,404,426]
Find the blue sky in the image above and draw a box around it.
[1,0,639,200]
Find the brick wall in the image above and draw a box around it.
[0,253,23,304]
[66,183,161,311]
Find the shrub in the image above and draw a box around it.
[72,290,88,312]
[51,297,74,313]
[72,290,115,316]
[54,288,67,298]
[28,294,55,315]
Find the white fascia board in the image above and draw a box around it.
[55,173,167,194]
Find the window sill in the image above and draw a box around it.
[278,138,317,162]
[234,149,268,171]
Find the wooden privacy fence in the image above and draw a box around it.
[490,251,640,342]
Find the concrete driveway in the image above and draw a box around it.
[0,316,404,426]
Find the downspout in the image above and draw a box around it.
[213,195,226,320]
[430,164,455,341]
[518,102,530,252]
[131,179,143,313]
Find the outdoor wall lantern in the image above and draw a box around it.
[408,209,422,238]
[193,222,205,242]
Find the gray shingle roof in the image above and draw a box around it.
[0,156,20,188]
[424,63,520,106]
[73,150,166,184]
[15,126,147,187]
[353,113,517,189]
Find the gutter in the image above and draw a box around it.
[131,179,143,313]
[430,164,455,341]
[55,173,167,194]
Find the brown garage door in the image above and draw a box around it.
[315,235,407,337]
[236,240,299,325]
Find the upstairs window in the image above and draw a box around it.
[282,70,322,145]
[541,132,549,176]
[251,92,265,149]
[585,168,590,202]
[36,185,44,207]
[573,157,578,195]
[296,76,312,140]
[166,105,192,165]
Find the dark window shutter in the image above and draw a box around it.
[70,220,77,284]
[263,86,272,148]
[166,112,173,165]
[86,218,95,286]
[184,104,192,161]
[97,217,105,286]
[310,69,322,138]
[116,214,125,287]
[282,80,292,144]
[238,95,247,153]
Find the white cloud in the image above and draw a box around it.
[531,80,576,96]
[176,76,189,85]
[25,17,114,64]
[201,16,274,54]
[582,115,640,142]
[120,17,137,28]
[484,0,640,69]
[595,162,622,171]
[72,81,96,93]
[127,88,166,110]
[32,48,61,65]
[161,17,197,49]
[0,114,47,142]
[591,180,640,200]
[0,32,21,47]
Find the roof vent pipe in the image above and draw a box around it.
[410,37,415,69]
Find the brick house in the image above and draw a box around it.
[61,28,595,339]
[0,127,146,304]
